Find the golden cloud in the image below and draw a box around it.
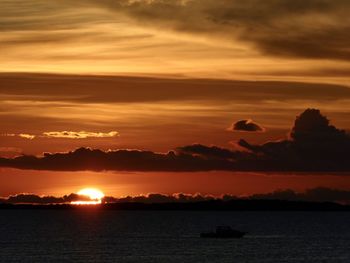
[19,134,36,140]
[1,133,35,140]
[42,131,119,139]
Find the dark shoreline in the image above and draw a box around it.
[1,200,349,211]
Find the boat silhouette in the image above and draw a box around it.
[200,226,247,238]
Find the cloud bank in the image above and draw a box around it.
[88,0,350,61]
[1,109,350,172]
[2,0,350,61]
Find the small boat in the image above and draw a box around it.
[200,226,247,238]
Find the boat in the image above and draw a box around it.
[200,226,247,238]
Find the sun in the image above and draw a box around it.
[78,188,105,200]
[71,188,105,205]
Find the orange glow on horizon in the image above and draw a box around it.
[71,188,105,205]
[70,200,102,205]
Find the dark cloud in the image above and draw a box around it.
[229,119,265,132]
[2,73,350,103]
[87,0,350,61]
[0,147,238,172]
[176,144,252,162]
[2,1,350,60]
[1,109,350,172]
[238,108,350,171]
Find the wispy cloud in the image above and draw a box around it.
[87,0,350,60]
[1,131,118,140]
[1,1,350,81]
[2,133,35,140]
[18,134,35,140]
[42,131,119,139]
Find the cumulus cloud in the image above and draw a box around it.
[228,119,265,132]
[0,109,349,172]
[43,131,119,139]
[238,108,350,170]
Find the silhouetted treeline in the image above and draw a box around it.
[3,187,350,205]
[1,199,349,211]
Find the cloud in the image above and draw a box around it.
[2,1,350,61]
[0,109,349,172]
[87,0,350,61]
[43,131,119,139]
[1,133,35,140]
[238,108,350,170]
[18,134,35,140]
[177,144,249,160]
[2,74,350,103]
[2,134,15,137]
[1,131,119,140]
[229,119,265,132]
[0,147,237,172]
[290,109,346,142]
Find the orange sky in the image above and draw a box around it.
[2,168,350,198]
[1,1,350,198]
[1,1,350,84]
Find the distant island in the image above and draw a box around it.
[1,199,349,211]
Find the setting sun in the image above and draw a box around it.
[71,188,105,205]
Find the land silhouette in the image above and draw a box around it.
[1,199,349,211]
[2,187,350,211]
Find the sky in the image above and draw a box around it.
[1,0,350,199]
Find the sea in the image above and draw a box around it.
[0,210,349,262]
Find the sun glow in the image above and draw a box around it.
[71,188,105,205]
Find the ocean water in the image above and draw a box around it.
[0,210,349,262]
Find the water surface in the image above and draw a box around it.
[0,210,349,262]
